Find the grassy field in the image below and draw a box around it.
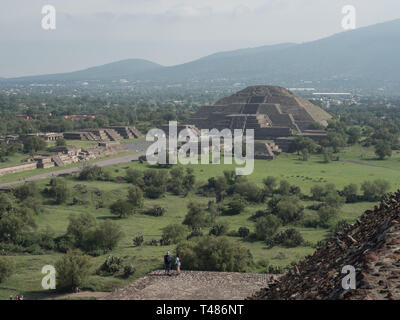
[0,144,399,299]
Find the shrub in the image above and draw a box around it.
[79,166,110,181]
[97,255,123,275]
[277,180,290,195]
[133,235,144,247]
[48,178,69,204]
[321,191,345,209]
[176,236,253,272]
[14,182,37,201]
[148,239,158,246]
[125,168,144,186]
[255,215,282,241]
[123,265,136,278]
[318,205,338,228]
[209,222,229,236]
[310,185,325,201]
[127,185,144,208]
[110,199,134,218]
[183,202,212,229]
[55,249,92,292]
[331,219,351,235]
[263,176,277,196]
[274,229,304,247]
[55,137,67,147]
[66,213,123,254]
[342,183,358,203]
[144,206,166,217]
[23,136,46,154]
[224,199,245,215]
[274,197,304,224]
[238,227,250,238]
[187,228,203,240]
[361,179,391,201]
[162,224,188,244]
[233,181,263,203]
[0,257,16,283]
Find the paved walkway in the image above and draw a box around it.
[103,270,277,300]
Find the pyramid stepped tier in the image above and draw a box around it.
[106,126,143,139]
[187,86,331,140]
[104,129,123,141]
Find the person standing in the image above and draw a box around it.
[175,254,181,276]
[164,251,172,276]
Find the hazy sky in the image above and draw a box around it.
[1,0,399,77]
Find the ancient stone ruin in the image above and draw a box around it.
[251,191,400,300]
[185,86,331,157]
[63,126,142,142]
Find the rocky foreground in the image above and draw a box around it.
[104,270,277,300]
[251,191,400,300]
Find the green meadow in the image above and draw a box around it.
[0,144,399,299]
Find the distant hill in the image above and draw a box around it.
[4,19,400,92]
[11,59,163,81]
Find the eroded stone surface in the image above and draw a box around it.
[251,191,400,300]
[104,270,277,300]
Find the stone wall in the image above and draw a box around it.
[0,162,37,176]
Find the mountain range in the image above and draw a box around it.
[3,19,400,92]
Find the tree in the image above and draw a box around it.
[183,202,212,229]
[292,137,318,154]
[318,205,338,227]
[125,168,144,187]
[14,182,37,201]
[323,132,346,153]
[66,212,97,246]
[79,166,110,181]
[55,137,67,147]
[273,229,304,247]
[347,127,361,145]
[0,257,15,283]
[322,191,345,209]
[23,136,46,154]
[176,236,253,272]
[277,180,291,196]
[110,199,134,218]
[55,249,92,292]
[225,199,245,215]
[255,215,281,241]
[374,140,392,160]
[238,227,250,238]
[310,185,325,201]
[342,184,358,203]
[79,220,124,253]
[49,178,69,204]
[361,179,390,201]
[162,224,188,244]
[209,222,229,236]
[127,185,144,208]
[275,197,304,224]
[263,176,277,196]
[233,181,263,203]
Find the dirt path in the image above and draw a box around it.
[103,270,278,300]
[343,159,396,170]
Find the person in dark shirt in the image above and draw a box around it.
[164,251,172,276]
